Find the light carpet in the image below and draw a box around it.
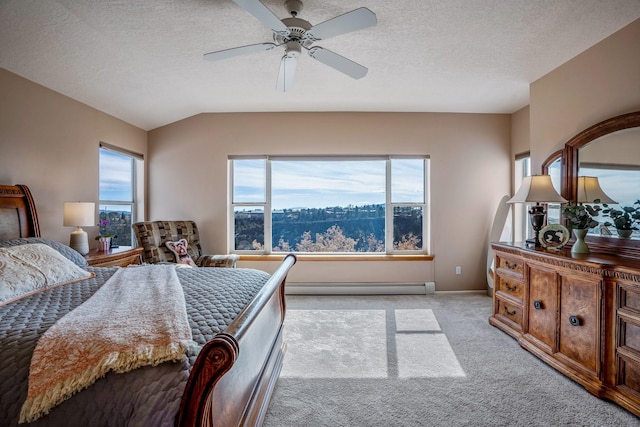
[264,293,639,426]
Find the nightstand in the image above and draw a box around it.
[85,246,143,267]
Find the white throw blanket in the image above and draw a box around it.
[19,265,197,423]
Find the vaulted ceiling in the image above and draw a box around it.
[1,0,639,130]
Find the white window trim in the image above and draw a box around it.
[229,155,430,255]
[513,154,531,242]
[98,143,143,246]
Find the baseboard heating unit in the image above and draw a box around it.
[285,282,436,295]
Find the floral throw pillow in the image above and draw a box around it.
[165,239,197,267]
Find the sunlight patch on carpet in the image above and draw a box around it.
[280,308,466,379]
[281,310,388,378]
[396,333,466,378]
[395,309,441,332]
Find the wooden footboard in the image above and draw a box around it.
[177,254,297,427]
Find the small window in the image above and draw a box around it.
[546,158,562,225]
[514,154,531,242]
[98,145,142,246]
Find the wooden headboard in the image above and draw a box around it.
[0,184,40,240]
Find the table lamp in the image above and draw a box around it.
[508,175,567,247]
[63,202,95,255]
[576,176,616,204]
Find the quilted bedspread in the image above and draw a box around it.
[0,265,272,427]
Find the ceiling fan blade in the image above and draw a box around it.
[276,55,298,92]
[304,7,376,42]
[232,0,290,36]
[203,42,277,61]
[308,46,368,79]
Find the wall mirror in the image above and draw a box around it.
[562,111,640,256]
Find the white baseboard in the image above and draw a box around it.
[285,282,436,295]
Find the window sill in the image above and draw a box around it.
[238,254,434,262]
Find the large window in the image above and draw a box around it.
[98,144,142,246]
[230,156,430,254]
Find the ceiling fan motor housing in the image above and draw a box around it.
[274,17,312,57]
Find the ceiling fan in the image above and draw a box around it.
[204,0,377,91]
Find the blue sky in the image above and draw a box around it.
[580,167,640,207]
[99,150,133,201]
[234,159,425,209]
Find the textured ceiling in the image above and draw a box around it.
[1,0,639,130]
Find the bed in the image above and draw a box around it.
[0,184,296,427]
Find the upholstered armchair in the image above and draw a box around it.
[132,220,238,267]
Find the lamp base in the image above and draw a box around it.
[69,227,89,255]
[528,205,547,248]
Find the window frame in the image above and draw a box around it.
[513,153,531,242]
[98,143,143,246]
[229,155,430,255]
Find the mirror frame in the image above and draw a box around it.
[561,110,640,256]
[542,149,563,175]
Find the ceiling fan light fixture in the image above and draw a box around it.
[285,41,301,58]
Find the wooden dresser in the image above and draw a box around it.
[490,242,640,417]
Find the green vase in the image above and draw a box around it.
[571,228,589,254]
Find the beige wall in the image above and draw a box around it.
[148,112,511,290]
[511,106,530,162]
[530,18,640,171]
[0,68,147,247]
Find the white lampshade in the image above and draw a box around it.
[576,176,617,204]
[63,202,95,227]
[63,202,95,255]
[508,175,568,204]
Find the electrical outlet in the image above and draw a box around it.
[455,266,462,275]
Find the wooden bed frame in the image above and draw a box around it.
[0,184,296,427]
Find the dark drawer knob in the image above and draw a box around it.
[504,307,517,316]
[505,261,518,270]
[505,282,518,292]
[569,315,581,326]
[533,300,543,310]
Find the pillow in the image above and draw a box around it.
[0,243,94,305]
[0,237,88,267]
[166,239,197,267]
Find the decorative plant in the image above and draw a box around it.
[603,200,640,231]
[95,219,115,240]
[562,203,602,230]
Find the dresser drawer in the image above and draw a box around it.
[496,254,524,277]
[496,275,524,301]
[620,284,640,316]
[495,298,523,332]
[617,354,640,397]
[619,316,640,357]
